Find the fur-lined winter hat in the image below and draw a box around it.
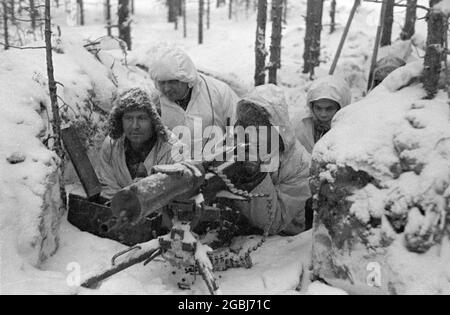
[107,88,169,142]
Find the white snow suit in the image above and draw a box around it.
[293,75,352,154]
[233,85,312,236]
[148,48,239,156]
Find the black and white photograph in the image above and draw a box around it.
[0,0,449,298]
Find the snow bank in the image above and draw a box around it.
[311,63,450,294]
[0,35,145,294]
[435,0,450,14]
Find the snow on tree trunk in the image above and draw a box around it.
[303,0,323,77]
[423,0,446,99]
[118,0,131,50]
[254,0,267,86]
[380,0,394,47]
[311,62,450,294]
[45,0,65,201]
[330,0,336,34]
[268,0,283,85]
[401,0,417,40]
[2,0,9,50]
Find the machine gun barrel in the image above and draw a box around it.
[109,162,207,229]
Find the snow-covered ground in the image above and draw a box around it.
[0,0,441,295]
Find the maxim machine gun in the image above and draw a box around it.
[62,127,269,295]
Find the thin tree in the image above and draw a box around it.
[178,0,182,16]
[131,0,134,14]
[182,0,186,38]
[380,0,394,47]
[9,0,14,24]
[174,0,178,30]
[228,0,232,20]
[199,0,204,44]
[168,0,176,23]
[303,0,324,77]
[44,0,66,206]
[77,0,84,25]
[2,0,9,50]
[118,0,131,50]
[330,0,336,34]
[400,0,417,40]
[423,0,446,98]
[106,0,112,36]
[29,0,36,31]
[283,0,288,24]
[269,0,283,84]
[254,0,268,86]
[246,0,250,19]
[207,0,210,29]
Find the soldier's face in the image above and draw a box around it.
[312,99,340,124]
[157,80,190,102]
[122,110,154,147]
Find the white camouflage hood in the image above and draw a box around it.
[306,75,352,111]
[239,84,297,152]
[148,48,199,87]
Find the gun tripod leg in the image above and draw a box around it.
[197,260,221,295]
[143,248,163,266]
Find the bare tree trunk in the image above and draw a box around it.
[228,0,232,20]
[269,0,283,84]
[303,0,324,77]
[282,0,287,24]
[131,0,135,14]
[400,0,417,40]
[199,0,204,44]
[330,0,336,34]
[77,0,84,25]
[174,0,179,30]
[168,0,176,22]
[423,0,446,99]
[2,0,9,50]
[246,0,250,19]
[207,0,210,29]
[183,0,187,38]
[9,0,15,24]
[380,0,394,47]
[118,0,132,50]
[106,0,112,36]
[178,0,182,16]
[44,0,66,206]
[254,0,267,86]
[29,0,36,31]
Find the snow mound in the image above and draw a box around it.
[311,63,450,294]
[0,36,146,294]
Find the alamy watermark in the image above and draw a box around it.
[170,117,281,172]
